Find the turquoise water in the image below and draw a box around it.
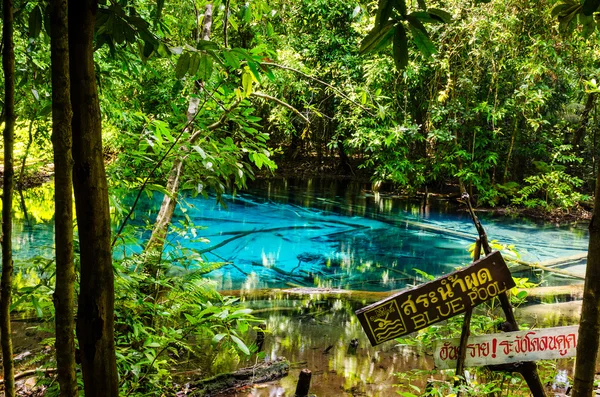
[131,178,589,291]
[13,179,589,291]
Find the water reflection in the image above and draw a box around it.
[226,294,431,397]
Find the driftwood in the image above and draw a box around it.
[189,357,289,396]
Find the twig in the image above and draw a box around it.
[0,368,57,386]
[262,62,376,117]
[188,96,244,143]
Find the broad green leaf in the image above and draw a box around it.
[29,6,43,38]
[551,2,570,18]
[558,5,581,32]
[230,334,250,355]
[112,18,125,44]
[360,21,395,54]
[143,40,155,58]
[188,53,201,76]
[393,24,409,71]
[393,0,407,17]
[409,24,436,58]
[157,43,170,57]
[232,308,253,316]
[247,61,262,83]
[417,0,426,10]
[198,54,213,81]
[428,8,452,23]
[223,50,241,69]
[583,0,600,15]
[516,290,528,300]
[408,11,438,24]
[405,14,428,34]
[375,0,394,27]
[197,40,219,51]
[175,53,191,79]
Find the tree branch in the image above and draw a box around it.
[188,96,243,143]
[251,92,310,124]
[262,62,376,117]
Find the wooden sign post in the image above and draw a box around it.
[355,251,515,346]
[434,325,579,369]
[355,191,548,397]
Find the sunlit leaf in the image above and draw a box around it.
[230,334,250,355]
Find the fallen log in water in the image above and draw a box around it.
[188,357,289,396]
[508,255,586,279]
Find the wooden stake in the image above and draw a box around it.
[295,368,312,397]
[455,239,480,396]
[460,192,547,397]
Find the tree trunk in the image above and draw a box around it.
[1,0,16,394]
[572,92,596,149]
[68,1,118,396]
[503,116,519,184]
[572,168,600,396]
[51,0,78,395]
[201,3,213,42]
[18,119,35,190]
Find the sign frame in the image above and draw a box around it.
[355,250,515,346]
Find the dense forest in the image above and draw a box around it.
[1,0,600,396]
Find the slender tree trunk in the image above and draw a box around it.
[17,119,35,190]
[1,0,16,394]
[573,92,596,149]
[51,0,78,395]
[572,169,600,396]
[145,96,241,254]
[503,116,518,184]
[201,3,213,42]
[146,4,213,254]
[68,1,118,396]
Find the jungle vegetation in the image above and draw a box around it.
[1,0,600,395]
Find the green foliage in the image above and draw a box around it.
[513,146,590,209]
[113,255,261,396]
[360,0,450,70]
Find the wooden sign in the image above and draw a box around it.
[433,325,579,369]
[355,251,515,346]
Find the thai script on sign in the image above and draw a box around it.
[356,251,515,346]
[433,325,579,369]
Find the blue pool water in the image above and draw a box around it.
[13,179,589,291]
